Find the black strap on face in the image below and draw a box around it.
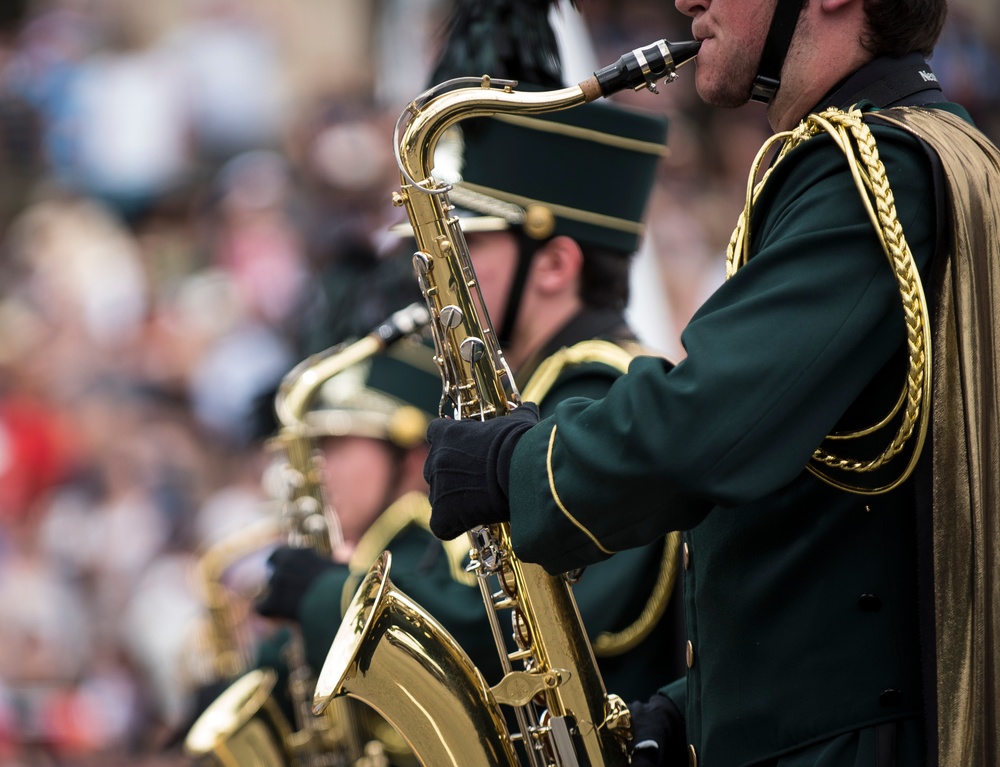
[750,0,808,104]
[495,230,543,348]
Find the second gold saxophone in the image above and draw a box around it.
[314,38,698,767]
[185,304,430,767]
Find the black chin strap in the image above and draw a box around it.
[750,0,807,104]
[496,230,542,348]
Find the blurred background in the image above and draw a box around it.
[0,0,996,765]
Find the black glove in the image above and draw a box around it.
[424,402,540,540]
[628,693,686,767]
[255,546,336,621]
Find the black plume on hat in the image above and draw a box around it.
[429,0,574,88]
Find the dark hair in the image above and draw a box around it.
[513,232,632,313]
[579,244,631,311]
[862,0,947,57]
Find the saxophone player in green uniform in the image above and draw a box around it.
[258,96,687,706]
[422,1,1000,767]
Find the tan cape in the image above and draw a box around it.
[871,108,1000,767]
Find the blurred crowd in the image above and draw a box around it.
[0,1,996,765]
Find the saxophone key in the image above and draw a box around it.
[491,592,516,611]
[411,251,430,275]
[460,336,486,362]
[439,304,464,329]
[491,670,567,707]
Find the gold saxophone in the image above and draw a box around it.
[185,304,430,767]
[313,39,698,767]
[189,516,283,684]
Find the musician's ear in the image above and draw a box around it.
[530,236,583,295]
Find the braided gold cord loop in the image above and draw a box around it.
[725,107,932,494]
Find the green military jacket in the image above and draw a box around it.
[297,306,685,705]
[506,59,970,766]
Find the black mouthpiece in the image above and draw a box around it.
[593,39,701,97]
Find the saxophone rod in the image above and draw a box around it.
[580,38,701,101]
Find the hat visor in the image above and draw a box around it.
[388,209,511,238]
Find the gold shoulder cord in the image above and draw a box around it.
[726,107,932,495]
[522,339,681,657]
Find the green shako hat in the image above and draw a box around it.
[305,338,440,449]
[418,0,668,254]
[449,102,668,253]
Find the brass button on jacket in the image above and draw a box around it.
[880,688,905,707]
[857,593,882,612]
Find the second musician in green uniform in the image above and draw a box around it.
[261,99,687,704]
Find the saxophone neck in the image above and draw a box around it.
[275,303,430,427]
[395,38,700,185]
[397,81,588,187]
[270,304,431,556]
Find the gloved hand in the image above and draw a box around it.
[628,693,686,767]
[424,402,540,540]
[255,546,336,621]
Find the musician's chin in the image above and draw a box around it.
[694,53,759,109]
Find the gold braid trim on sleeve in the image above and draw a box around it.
[726,107,931,495]
[525,338,682,656]
[519,339,638,402]
[544,423,615,556]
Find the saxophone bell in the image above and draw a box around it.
[185,669,295,766]
[186,307,433,767]
[314,551,520,767]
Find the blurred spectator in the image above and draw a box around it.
[187,315,295,447]
[3,6,93,227]
[65,22,189,222]
[164,0,286,163]
[5,194,149,350]
[209,150,306,328]
[0,382,76,526]
[933,9,1000,142]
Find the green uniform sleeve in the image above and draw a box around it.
[660,676,686,713]
[509,124,936,573]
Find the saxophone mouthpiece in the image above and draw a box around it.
[582,39,701,100]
